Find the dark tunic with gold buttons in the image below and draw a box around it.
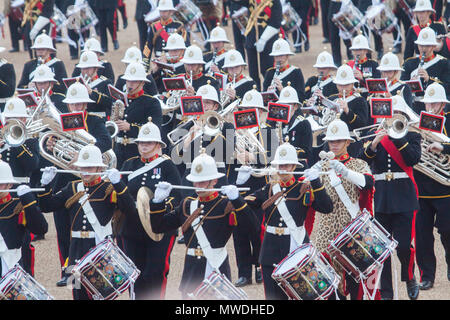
[144,18,188,59]
[304,75,338,100]
[263,64,306,103]
[85,75,113,118]
[18,57,68,94]
[0,192,48,276]
[150,191,258,295]
[0,59,16,112]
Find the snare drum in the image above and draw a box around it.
[52,6,68,32]
[366,4,397,35]
[71,238,140,300]
[175,0,202,27]
[231,7,249,36]
[188,271,249,300]
[79,4,98,32]
[331,2,364,39]
[272,243,340,300]
[0,265,53,300]
[282,3,302,33]
[327,212,398,282]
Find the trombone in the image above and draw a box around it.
[352,113,417,141]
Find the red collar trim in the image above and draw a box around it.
[128,89,144,99]
[321,75,330,81]
[84,176,102,187]
[424,54,435,62]
[228,73,244,82]
[141,154,159,163]
[37,89,53,97]
[186,72,203,81]
[161,18,173,26]
[0,194,11,204]
[279,176,296,188]
[339,91,353,98]
[357,57,368,64]
[419,20,432,28]
[168,56,182,64]
[390,79,398,85]
[44,56,52,63]
[199,191,219,202]
[334,153,350,162]
[279,64,290,73]
[90,74,99,81]
[216,48,226,56]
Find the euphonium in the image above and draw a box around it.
[105,99,125,139]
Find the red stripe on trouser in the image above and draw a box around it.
[160,235,176,299]
[30,244,35,276]
[113,11,118,40]
[56,237,65,267]
[409,210,417,281]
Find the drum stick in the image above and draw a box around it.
[155,183,250,192]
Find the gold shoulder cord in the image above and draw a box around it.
[244,0,273,36]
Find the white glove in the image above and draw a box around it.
[303,168,320,181]
[330,160,366,188]
[255,26,278,53]
[29,16,50,41]
[105,168,121,184]
[16,185,31,197]
[40,166,57,186]
[310,161,323,172]
[236,166,252,185]
[153,182,173,203]
[221,185,239,200]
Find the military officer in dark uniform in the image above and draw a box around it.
[287,0,312,53]
[150,151,259,298]
[0,161,48,278]
[414,83,450,290]
[22,0,55,58]
[42,81,112,286]
[401,27,450,114]
[242,141,333,300]
[30,65,67,113]
[115,46,159,96]
[18,32,68,94]
[0,49,17,112]
[135,0,153,51]
[4,0,25,52]
[346,35,381,99]
[403,0,446,60]
[71,38,115,84]
[143,0,188,68]
[114,62,162,168]
[93,0,119,52]
[119,120,182,299]
[204,25,230,75]
[38,145,135,300]
[359,94,421,300]
[304,51,338,101]
[328,0,353,66]
[74,50,113,118]
[244,0,283,90]
[263,36,306,104]
[328,65,370,157]
[221,49,256,106]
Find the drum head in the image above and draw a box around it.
[137,187,164,242]
[273,244,311,276]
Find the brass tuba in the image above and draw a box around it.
[105,99,125,139]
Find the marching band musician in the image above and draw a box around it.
[75,50,113,118]
[346,34,381,99]
[72,38,116,84]
[414,83,450,291]
[204,25,230,75]
[221,49,256,106]
[30,65,67,113]
[44,81,112,287]
[403,0,446,60]
[228,88,277,287]
[377,52,414,109]
[328,65,369,157]
[272,84,313,166]
[304,51,338,100]
[401,27,450,114]
[114,62,162,168]
[115,45,159,96]
[38,145,135,300]
[143,0,188,65]
[149,150,259,298]
[244,0,283,90]
[119,119,182,299]
[241,140,333,300]
[263,36,306,104]
[18,32,68,95]
[0,47,16,112]
[92,0,120,52]
[228,0,247,60]
[1,97,41,276]
[175,82,233,195]
[327,0,353,67]
[22,0,55,58]
[151,33,187,94]
[0,161,48,278]
[309,119,375,300]
[359,94,422,300]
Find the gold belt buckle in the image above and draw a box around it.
[385,172,393,182]
[81,231,90,238]
[122,137,129,146]
[275,227,284,236]
[195,248,203,257]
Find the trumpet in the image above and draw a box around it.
[353,113,414,141]
[105,99,125,139]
